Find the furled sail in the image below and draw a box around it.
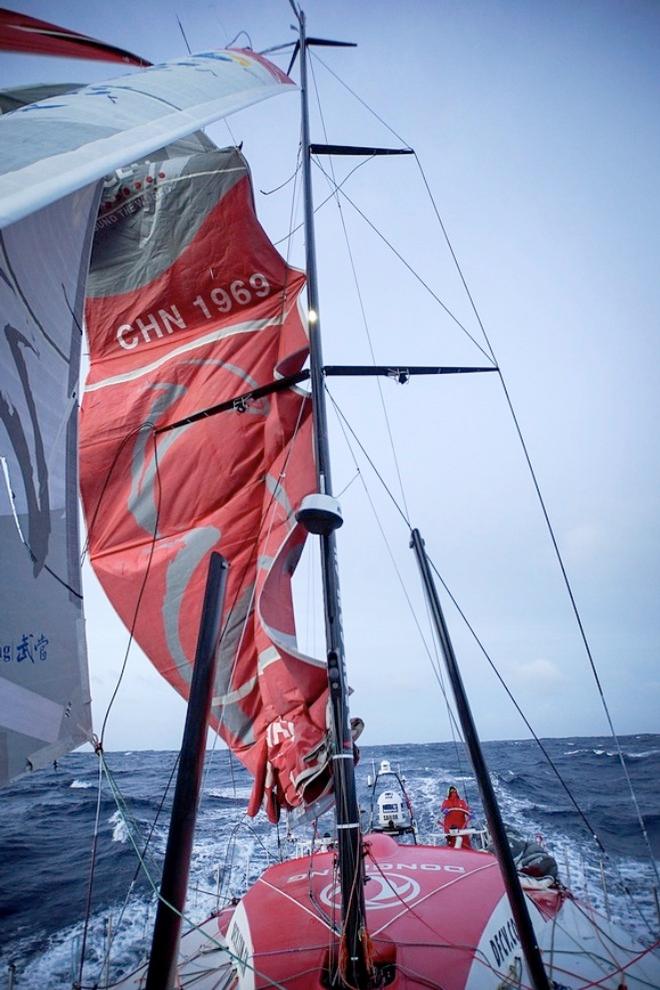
[80,146,330,820]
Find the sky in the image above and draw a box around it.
[3,0,660,751]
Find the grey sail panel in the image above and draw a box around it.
[0,50,295,229]
[0,184,99,785]
[0,83,81,115]
[0,83,215,158]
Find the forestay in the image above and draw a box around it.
[80,147,331,821]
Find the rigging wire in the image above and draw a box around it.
[311,49,488,791]
[211,180,308,792]
[427,544,659,935]
[199,723,222,804]
[569,899,660,964]
[365,851,527,989]
[310,51,411,151]
[97,754,289,990]
[271,155,373,247]
[328,389,659,932]
[327,386,469,791]
[309,55,658,887]
[208,380,309,814]
[226,29,254,49]
[308,52,412,521]
[411,153,660,889]
[80,423,149,565]
[175,14,191,54]
[325,390,409,529]
[200,135,305,802]
[305,51,658,882]
[325,389,612,852]
[93,752,182,982]
[426,550,606,852]
[76,750,104,989]
[218,817,274,904]
[312,159,493,364]
[260,159,302,196]
[174,9,238,148]
[335,469,361,499]
[419,579,473,807]
[541,904,660,988]
[75,426,163,980]
[306,818,338,931]
[0,453,82,598]
[100,427,162,746]
[79,375,307,964]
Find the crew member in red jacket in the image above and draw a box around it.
[440,785,472,848]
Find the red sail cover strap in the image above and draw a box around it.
[80,148,329,821]
[0,8,150,65]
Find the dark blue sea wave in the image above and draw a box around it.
[1,735,658,987]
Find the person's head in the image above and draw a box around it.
[447,785,458,798]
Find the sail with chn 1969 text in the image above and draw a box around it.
[79,146,331,821]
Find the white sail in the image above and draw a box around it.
[0,186,98,784]
[0,49,295,229]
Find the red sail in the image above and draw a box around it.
[0,8,150,65]
[80,147,329,820]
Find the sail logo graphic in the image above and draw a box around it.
[320,872,421,911]
[266,719,294,746]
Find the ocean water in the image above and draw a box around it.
[1,735,659,988]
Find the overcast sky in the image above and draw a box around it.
[4,0,659,751]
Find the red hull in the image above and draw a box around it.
[224,833,554,988]
[116,832,660,988]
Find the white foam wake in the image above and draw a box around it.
[109,810,129,844]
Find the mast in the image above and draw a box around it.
[292,5,370,984]
[145,553,229,990]
[410,529,552,990]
